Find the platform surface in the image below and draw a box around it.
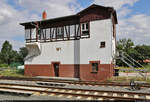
[35,76,80,81]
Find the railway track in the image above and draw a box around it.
[0,83,149,100]
[0,76,150,88]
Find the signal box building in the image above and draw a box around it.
[20,4,118,81]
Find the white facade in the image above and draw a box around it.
[25,19,115,65]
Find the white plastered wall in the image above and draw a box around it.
[25,19,114,65]
[79,19,113,64]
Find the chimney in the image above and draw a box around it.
[42,11,47,20]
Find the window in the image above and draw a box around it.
[25,29,30,39]
[100,41,105,48]
[81,23,89,36]
[46,28,50,39]
[92,63,98,72]
[40,29,46,40]
[82,24,84,30]
[57,27,64,39]
[86,23,88,29]
[31,28,36,39]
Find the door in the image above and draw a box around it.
[53,63,59,77]
[74,65,80,78]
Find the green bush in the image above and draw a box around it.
[9,62,22,68]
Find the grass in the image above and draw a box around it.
[0,64,9,68]
[106,76,150,83]
[116,65,150,73]
[0,68,24,77]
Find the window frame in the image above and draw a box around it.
[57,27,64,39]
[90,61,100,73]
[81,22,90,36]
[100,41,106,48]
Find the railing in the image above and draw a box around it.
[116,51,148,79]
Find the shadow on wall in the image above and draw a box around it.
[25,45,41,62]
[74,40,80,78]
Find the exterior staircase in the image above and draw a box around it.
[116,51,148,79]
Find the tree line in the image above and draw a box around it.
[116,38,150,67]
[0,40,28,66]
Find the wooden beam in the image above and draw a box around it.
[30,29,31,42]
[68,25,70,39]
[50,28,52,41]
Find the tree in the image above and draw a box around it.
[116,38,136,66]
[0,41,13,65]
[134,45,150,64]
[116,38,134,53]
[17,47,28,64]
[0,40,28,66]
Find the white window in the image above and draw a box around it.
[81,23,89,36]
[57,27,64,39]
[25,29,30,39]
[31,28,36,39]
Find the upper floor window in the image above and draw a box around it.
[100,41,106,48]
[57,27,64,39]
[25,29,30,39]
[81,23,89,36]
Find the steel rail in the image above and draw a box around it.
[0,83,149,100]
[0,76,150,88]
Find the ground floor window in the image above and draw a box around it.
[90,61,100,73]
[92,63,98,72]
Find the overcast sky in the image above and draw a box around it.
[0,0,150,50]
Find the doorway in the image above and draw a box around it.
[53,63,59,77]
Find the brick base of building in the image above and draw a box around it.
[24,63,114,82]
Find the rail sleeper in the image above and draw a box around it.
[76,91,81,94]
[134,95,139,98]
[49,93,55,96]
[58,94,63,97]
[97,98,103,100]
[77,96,82,99]
[94,92,98,95]
[68,90,73,93]
[103,93,108,96]
[86,97,92,100]
[67,95,72,98]
[85,91,89,94]
[123,94,128,97]
[146,95,150,99]
[113,93,118,97]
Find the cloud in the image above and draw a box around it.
[17,0,81,19]
[94,0,150,45]
[0,39,24,51]
[93,0,139,10]
[117,7,132,18]
[117,14,150,44]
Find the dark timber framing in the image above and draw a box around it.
[20,4,117,43]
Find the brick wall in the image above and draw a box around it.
[24,63,114,81]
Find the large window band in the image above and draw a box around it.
[25,23,90,43]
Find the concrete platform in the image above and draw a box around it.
[35,76,80,81]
